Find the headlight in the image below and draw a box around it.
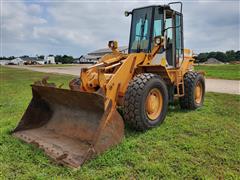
[108,41,118,50]
[155,37,161,45]
[154,36,163,45]
[108,41,114,48]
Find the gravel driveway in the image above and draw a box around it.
[5,65,240,95]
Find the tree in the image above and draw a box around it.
[38,55,45,59]
[0,56,7,60]
[61,55,74,64]
[55,55,62,63]
[20,55,29,58]
[226,50,236,61]
[207,52,217,59]
[54,55,74,64]
[197,53,208,62]
[235,51,240,61]
[215,51,227,62]
[196,50,239,63]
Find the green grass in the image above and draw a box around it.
[1,66,240,179]
[194,64,240,80]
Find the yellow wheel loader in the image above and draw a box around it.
[13,2,205,168]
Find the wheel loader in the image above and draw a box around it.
[13,2,205,168]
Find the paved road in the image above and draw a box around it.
[6,65,87,76]
[5,65,240,95]
[206,78,239,95]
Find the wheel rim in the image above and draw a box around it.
[195,81,203,104]
[145,88,163,121]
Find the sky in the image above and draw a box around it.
[1,0,239,57]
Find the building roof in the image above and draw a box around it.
[88,46,128,55]
[20,57,39,61]
[84,54,102,60]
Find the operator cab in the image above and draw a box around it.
[127,3,183,68]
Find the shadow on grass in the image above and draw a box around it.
[118,102,193,139]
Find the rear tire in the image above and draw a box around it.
[179,71,205,109]
[123,73,168,131]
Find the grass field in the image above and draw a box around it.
[1,66,240,179]
[194,64,240,80]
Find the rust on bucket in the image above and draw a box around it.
[13,85,124,168]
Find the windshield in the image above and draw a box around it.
[151,7,164,51]
[129,7,153,53]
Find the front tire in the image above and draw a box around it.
[123,73,168,131]
[179,72,205,109]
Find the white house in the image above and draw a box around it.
[45,55,55,64]
[78,46,128,64]
[11,58,25,65]
[0,58,25,65]
[0,60,11,65]
[36,59,45,65]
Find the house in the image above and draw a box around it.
[0,57,26,65]
[21,57,39,65]
[45,55,55,64]
[81,55,101,64]
[79,46,128,64]
[35,59,45,65]
[88,46,128,57]
[21,55,55,65]
[0,55,56,65]
[21,56,55,65]
[11,58,25,65]
[74,55,95,64]
[0,60,12,65]
[73,58,81,64]
[1,57,29,65]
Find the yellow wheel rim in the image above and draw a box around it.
[195,81,203,104]
[145,88,163,121]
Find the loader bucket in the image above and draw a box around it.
[12,85,124,168]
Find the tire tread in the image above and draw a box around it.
[180,71,204,109]
[123,73,167,131]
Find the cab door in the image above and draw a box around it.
[174,12,184,67]
[165,10,174,67]
[164,10,183,67]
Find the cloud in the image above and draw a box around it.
[182,0,239,52]
[1,0,239,57]
[2,2,46,40]
[27,4,43,15]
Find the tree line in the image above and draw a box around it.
[196,50,240,63]
[1,50,239,64]
[0,56,16,60]
[55,55,74,64]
